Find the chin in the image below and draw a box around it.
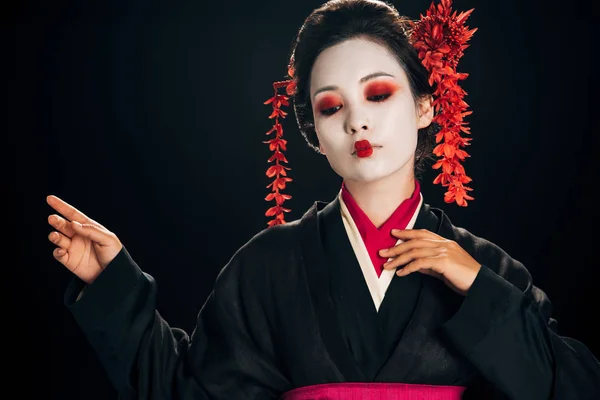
[344,172,391,184]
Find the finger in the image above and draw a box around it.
[379,238,444,258]
[383,247,444,270]
[53,246,70,264]
[71,221,114,246]
[48,214,76,238]
[46,195,92,225]
[48,230,72,249]
[396,255,443,277]
[391,228,444,241]
[417,268,443,279]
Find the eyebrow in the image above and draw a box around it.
[312,71,395,99]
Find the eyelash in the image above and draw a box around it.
[319,93,392,116]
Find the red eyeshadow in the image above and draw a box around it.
[365,81,399,97]
[316,95,341,111]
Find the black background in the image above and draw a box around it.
[8,0,599,398]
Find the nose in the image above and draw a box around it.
[344,106,370,135]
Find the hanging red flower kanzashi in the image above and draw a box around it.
[410,0,477,207]
[263,66,296,227]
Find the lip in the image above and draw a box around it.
[351,145,382,155]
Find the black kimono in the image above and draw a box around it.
[64,196,600,399]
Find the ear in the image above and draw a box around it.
[318,142,326,155]
[416,95,434,129]
[315,133,326,155]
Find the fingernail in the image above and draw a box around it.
[379,249,388,254]
[73,221,82,227]
[396,268,403,275]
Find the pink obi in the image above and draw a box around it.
[281,382,466,400]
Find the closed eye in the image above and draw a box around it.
[319,94,391,116]
[320,106,342,116]
[368,93,392,102]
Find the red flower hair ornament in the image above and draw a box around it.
[263,66,297,227]
[263,0,476,227]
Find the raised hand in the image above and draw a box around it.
[47,195,123,284]
[379,229,482,296]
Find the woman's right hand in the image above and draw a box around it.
[47,195,123,285]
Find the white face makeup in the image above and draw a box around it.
[309,37,431,184]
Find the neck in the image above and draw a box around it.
[343,167,415,229]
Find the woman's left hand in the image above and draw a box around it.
[379,229,482,296]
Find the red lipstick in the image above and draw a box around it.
[354,140,373,158]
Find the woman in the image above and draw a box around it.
[46,0,600,398]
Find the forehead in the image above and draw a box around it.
[309,37,406,93]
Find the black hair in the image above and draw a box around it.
[288,0,439,178]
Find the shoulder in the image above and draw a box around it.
[432,206,534,293]
[238,217,303,260]
[214,214,305,285]
[232,199,323,262]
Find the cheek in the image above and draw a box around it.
[376,98,417,136]
[314,118,341,150]
[315,129,349,163]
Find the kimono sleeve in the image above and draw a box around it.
[64,245,291,400]
[441,229,600,400]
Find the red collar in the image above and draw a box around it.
[341,181,421,277]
